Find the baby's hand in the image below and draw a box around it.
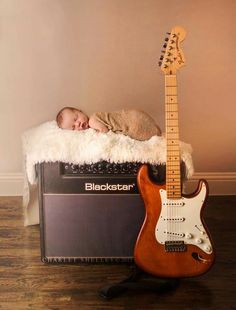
[89,116,109,133]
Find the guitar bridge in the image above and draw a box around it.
[165,241,186,252]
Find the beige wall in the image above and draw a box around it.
[1,0,235,176]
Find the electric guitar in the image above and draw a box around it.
[134,26,215,277]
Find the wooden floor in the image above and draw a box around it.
[0,196,235,310]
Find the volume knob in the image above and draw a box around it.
[186,233,192,239]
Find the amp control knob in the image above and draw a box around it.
[196,238,203,244]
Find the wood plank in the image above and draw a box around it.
[0,196,235,308]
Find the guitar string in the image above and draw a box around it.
[173,77,179,242]
[166,75,171,241]
[167,76,171,241]
[165,75,168,241]
[167,75,171,241]
[166,75,170,241]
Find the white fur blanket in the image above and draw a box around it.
[22,121,194,226]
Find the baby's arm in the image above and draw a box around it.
[89,116,109,133]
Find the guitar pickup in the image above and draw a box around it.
[165,241,187,252]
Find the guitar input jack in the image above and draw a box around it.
[192,252,210,264]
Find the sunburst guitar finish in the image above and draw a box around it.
[134,26,215,277]
[134,165,215,277]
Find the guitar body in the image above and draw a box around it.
[134,165,215,278]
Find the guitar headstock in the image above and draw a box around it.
[158,26,186,74]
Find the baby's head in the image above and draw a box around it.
[56,107,89,131]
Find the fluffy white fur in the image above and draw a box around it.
[22,121,194,226]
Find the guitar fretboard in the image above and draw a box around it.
[165,74,181,199]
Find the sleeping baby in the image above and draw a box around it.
[56,107,161,141]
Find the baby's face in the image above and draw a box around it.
[61,109,89,130]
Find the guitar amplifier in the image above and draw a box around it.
[38,161,167,264]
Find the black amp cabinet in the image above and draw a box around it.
[38,161,167,264]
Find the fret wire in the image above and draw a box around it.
[167,167,180,169]
[167,163,180,166]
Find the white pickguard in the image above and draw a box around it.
[155,182,213,254]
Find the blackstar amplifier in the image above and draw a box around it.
[38,161,178,264]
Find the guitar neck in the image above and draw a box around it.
[165,74,181,199]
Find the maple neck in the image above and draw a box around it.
[165,74,181,199]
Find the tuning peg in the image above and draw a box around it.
[163,43,167,48]
[166,32,171,35]
[161,50,165,53]
[165,37,169,42]
[158,61,162,66]
[160,55,164,60]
